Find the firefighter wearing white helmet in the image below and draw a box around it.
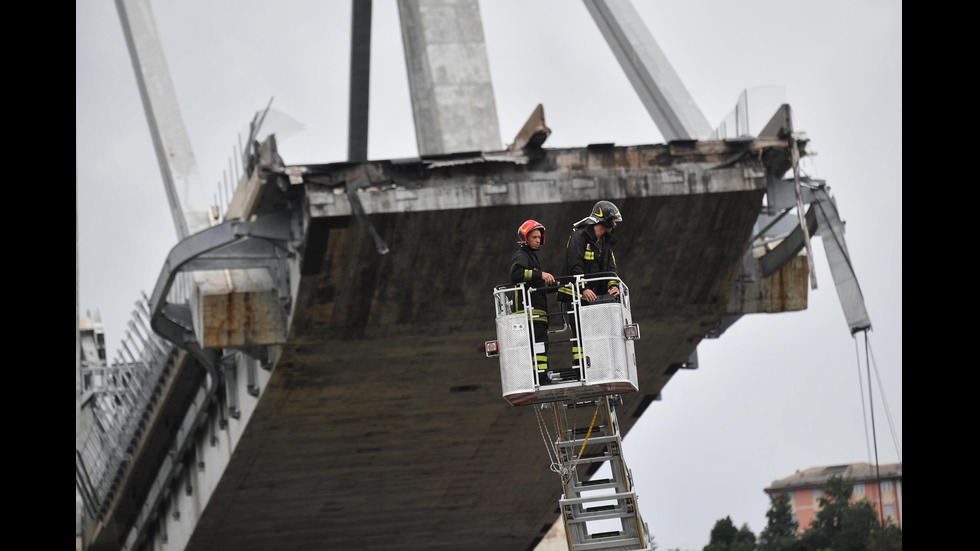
[510,219,556,385]
[558,201,622,366]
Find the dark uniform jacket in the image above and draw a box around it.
[510,246,549,323]
[557,225,617,303]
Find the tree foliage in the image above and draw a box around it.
[703,516,756,551]
[697,475,902,551]
[866,518,903,551]
[798,475,902,551]
[758,491,801,551]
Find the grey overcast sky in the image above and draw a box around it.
[75,1,902,549]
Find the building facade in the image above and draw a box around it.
[764,462,902,531]
[77,312,107,551]
[78,313,107,397]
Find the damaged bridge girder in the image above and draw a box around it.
[95,133,823,551]
[274,138,796,346]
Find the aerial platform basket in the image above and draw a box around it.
[487,274,641,406]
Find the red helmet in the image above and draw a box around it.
[517,219,546,246]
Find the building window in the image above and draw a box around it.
[854,483,865,497]
[880,480,893,494]
[883,504,894,518]
[812,488,822,502]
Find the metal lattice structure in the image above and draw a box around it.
[76,294,180,521]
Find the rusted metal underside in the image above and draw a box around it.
[161,139,805,551]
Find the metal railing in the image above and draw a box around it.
[711,86,786,140]
[75,289,185,521]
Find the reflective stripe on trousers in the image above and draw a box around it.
[536,354,548,372]
[516,308,547,324]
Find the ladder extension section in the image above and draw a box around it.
[553,396,653,551]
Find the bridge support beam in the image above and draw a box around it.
[115,0,210,238]
[583,0,714,141]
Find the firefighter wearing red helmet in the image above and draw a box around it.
[511,219,556,385]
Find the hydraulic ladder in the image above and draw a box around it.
[549,395,653,551]
[489,274,651,549]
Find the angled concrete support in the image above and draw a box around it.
[811,187,872,334]
[583,0,714,141]
[115,0,210,238]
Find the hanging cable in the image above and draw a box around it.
[862,330,886,526]
[854,335,872,465]
[535,404,567,478]
[789,128,817,289]
[867,339,902,466]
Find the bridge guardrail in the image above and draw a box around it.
[76,290,183,521]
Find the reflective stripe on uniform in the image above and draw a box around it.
[516,308,547,323]
[559,283,588,301]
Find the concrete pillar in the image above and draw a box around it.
[397,0,502,155]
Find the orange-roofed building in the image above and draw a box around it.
[764,462,902,531]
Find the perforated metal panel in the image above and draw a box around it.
[579,303,631,385]
[494,280,641,406]
[496,313,535,395]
